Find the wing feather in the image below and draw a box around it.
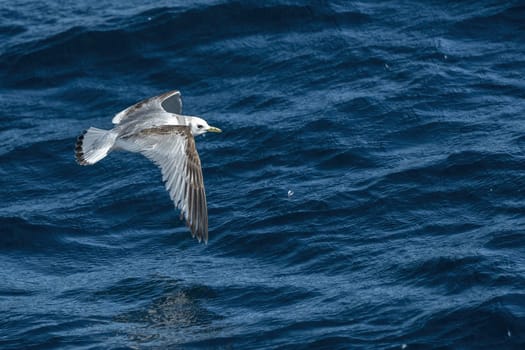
[123,125,208,242]
[112,90,183,125]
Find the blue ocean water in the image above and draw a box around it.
[2,0,525,348]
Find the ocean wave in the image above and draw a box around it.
[2,0,525,348]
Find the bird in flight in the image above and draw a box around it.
[74,90,221,243]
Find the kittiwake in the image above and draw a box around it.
[74,90,222,243]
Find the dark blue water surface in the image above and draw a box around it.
[2,1,525,349]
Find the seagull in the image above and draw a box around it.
[74,90,221,243]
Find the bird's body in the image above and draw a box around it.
[74,90,221,243]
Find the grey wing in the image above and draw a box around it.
[125,125,208,242]
[112,90,183,125]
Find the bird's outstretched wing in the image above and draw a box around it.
[112,90,183,125]
[123,125,208,242]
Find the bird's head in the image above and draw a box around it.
[189,116,222,136]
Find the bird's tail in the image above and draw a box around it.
[75,127,118,165]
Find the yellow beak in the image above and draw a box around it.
[207,126,222,133]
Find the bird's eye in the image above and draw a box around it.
[197,125,203,129]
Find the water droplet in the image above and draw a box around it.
[507,329,511,337]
